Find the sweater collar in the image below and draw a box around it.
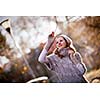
[56,47,69,58]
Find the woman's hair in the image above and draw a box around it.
[53,34,76,55]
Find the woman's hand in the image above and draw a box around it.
[48,31,54,38]
[48,31,55,42]
[45,32,55,51]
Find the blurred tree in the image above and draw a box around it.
[0,32,6,51]
[66,16,100,70]
[0,16,100,82]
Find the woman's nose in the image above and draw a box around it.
[58,42,61,45]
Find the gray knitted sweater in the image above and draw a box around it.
[38,47,87,83]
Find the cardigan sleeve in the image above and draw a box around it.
[75,52,87,75]
[38,48,49,63]
[76,63,86,75]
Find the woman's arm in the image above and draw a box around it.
[75,52,87,75]
[38,32,55,63]
[38,48,49,63]
[70,52,86,75]
[76,63,86,75]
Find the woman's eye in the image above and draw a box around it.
[56,42,58,44]
[60,40,63,42]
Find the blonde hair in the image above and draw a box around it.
[48,33,76,55]
[53,34,76,53]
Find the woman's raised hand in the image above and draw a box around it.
[48,31,55,42]
[45,32,55,51]
[48,31,55,41]
[48,31,54,38]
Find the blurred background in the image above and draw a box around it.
[0,16,100,83]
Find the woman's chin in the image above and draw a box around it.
[58,47,63,50]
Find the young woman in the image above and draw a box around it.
[38,32,88,83]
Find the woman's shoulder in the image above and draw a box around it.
[74,52,82,62]
[70,51,82,64]
[67,47,75,54]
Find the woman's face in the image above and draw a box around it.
[55,36,67,50]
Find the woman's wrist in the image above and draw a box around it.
[44,41,52,51]
[44,32,55,51]
[44,38,54,51]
